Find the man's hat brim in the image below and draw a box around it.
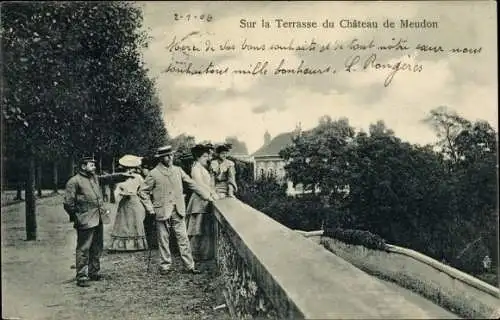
[155,152,173,157]
[154,145,174,157]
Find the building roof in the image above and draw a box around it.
[252,132,294,157]
[229,154,254,163]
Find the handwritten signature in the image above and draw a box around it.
[345,53,424,87]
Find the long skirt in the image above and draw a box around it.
[109,195,148,251]
[186,212,215,261]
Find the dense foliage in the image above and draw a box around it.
[225,136,249,155]
[323,228,387,251]
[239,176,327,231]
[238,109,497,280]
[2,2,168,160]
[1,2,168,239]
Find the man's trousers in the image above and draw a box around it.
[76,222,103,280]
[156,209,195,271]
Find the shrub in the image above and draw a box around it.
[324,228,387,251]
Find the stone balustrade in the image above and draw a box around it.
[211,198,463,319]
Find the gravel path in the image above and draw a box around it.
[1,195,230,320]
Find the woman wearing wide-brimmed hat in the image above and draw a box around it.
[109,155,148,252]
[186,144,219,261]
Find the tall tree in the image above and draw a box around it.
[422,106,471,166]
[280,116,355,195]
[1,2,168,240]
[171,134,196,158]
[2,3,71,240]
[369,120,395,137]
[225,136,249,155]
[451,119,498,268]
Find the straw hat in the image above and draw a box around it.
[155,145,174,157]
[118,155,143,168]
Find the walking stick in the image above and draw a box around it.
[146,242,154,273]
[146,218,156,273]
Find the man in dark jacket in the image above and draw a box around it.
[64,156,132,287]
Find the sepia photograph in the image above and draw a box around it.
[1,1,498,319]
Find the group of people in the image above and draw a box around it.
[63,143,237,287]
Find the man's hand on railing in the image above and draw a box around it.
[208,192,220,202]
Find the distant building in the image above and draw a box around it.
[252,130,308,196]
[252,131,293,182]
[251,126,353,197]
[263,130,271,146]
[229,153,254,163]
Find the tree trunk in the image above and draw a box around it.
[70,157,75,176]
[26,155,37,241]
[15,181,23,200]
[109,156,116,203]
[14,159,24,200]
[99,154,103,174]
[36,161,42,198]
[52,160,59,194]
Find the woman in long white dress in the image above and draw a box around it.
[186,145,219,261]
[109,155,148,252]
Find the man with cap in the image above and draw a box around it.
[63,156,134,287]
[138,145,215,275]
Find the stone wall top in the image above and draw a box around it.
[213,198,457,319]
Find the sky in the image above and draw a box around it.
[139,1,497,154]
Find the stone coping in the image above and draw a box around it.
[297,229,499,298]
[212,198,456,319]
[320,237,499,319]
[386,244,499,298]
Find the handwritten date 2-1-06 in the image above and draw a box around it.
[174,13,213,22]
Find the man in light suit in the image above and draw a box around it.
[138,145,215,274]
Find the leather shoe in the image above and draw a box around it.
[77,279,91,287]
[159,268,172,275]
[188,268,201,274]
[89,274,102,281]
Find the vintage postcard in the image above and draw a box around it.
[1,1,498,319]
